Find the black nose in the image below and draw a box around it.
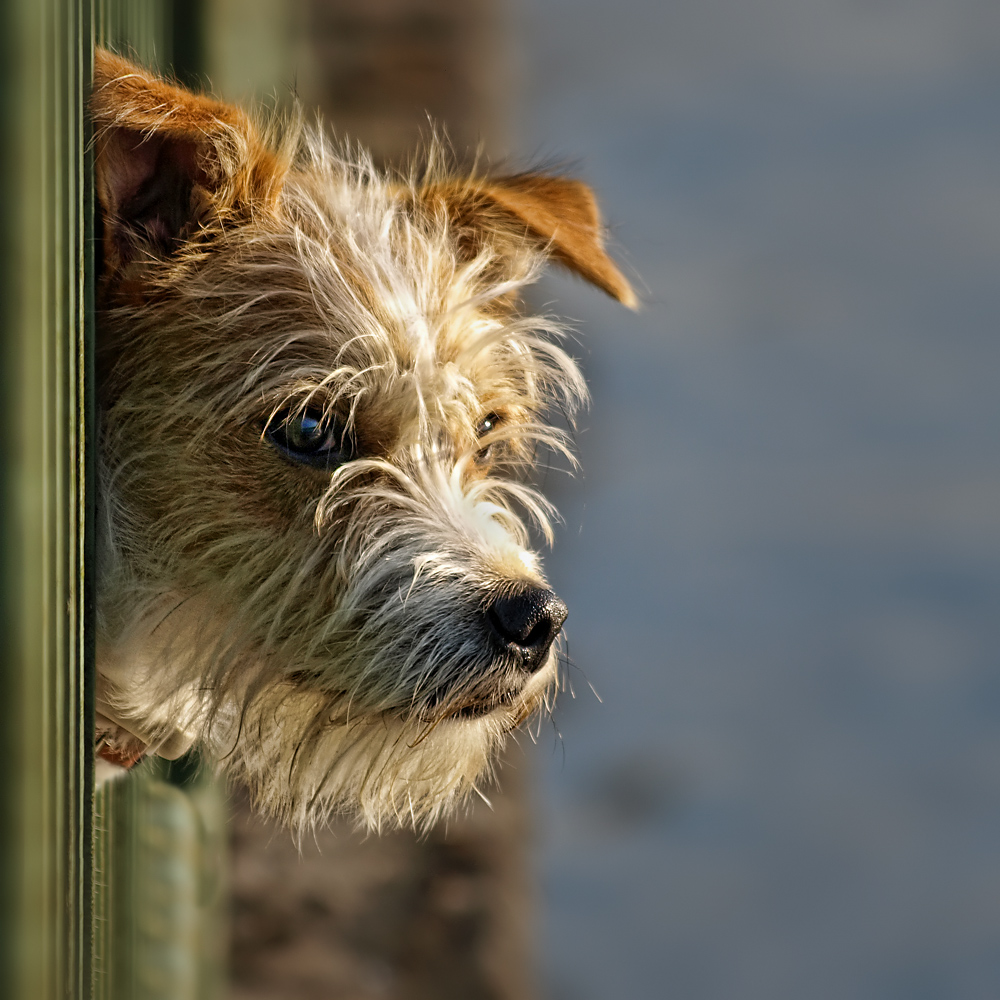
[486,587,568,673]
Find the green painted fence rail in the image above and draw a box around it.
[1,4,224,998]
[1,3,93,997]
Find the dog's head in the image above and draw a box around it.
[91,50,634,829]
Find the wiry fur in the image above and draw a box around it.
[92,51,633,832]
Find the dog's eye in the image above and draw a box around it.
[476,412,500,438]
[475,412,501,463]
[265,408,354,470]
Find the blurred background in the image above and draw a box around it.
[527,3,1000,998]
[151,0,1000,997]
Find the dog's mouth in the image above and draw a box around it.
[285,655,546,724]
[421,680,523,721]
[416,644,560,724]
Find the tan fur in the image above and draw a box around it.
[423,175,637,307]
[91,49,634,832]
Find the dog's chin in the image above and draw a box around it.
[212,652,559,832]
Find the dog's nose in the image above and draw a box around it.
[486,587,568,673]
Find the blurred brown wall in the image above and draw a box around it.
[300,0,510,165]
[204,0,511,165]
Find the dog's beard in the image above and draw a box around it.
[98,602,559,833]
[211,652,557,833]
[96,456,561,831]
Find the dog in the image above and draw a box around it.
[90,49,634,831]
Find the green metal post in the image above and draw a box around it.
[0,4,221,998]
[0,2,93,998]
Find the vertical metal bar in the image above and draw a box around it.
[0,3,224,998]
[0,0,92,998]
[80,4,99,992]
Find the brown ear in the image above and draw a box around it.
[424,174,637,309]
[91,49,283,282]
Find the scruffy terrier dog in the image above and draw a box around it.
[91,49,634,830]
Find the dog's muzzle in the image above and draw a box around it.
[485,585,568,674]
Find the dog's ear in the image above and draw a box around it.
[423,174,637,309]
[91,48,283,282]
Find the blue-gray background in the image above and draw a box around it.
[517,2,1000,997]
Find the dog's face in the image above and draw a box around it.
[91,50,634,829]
